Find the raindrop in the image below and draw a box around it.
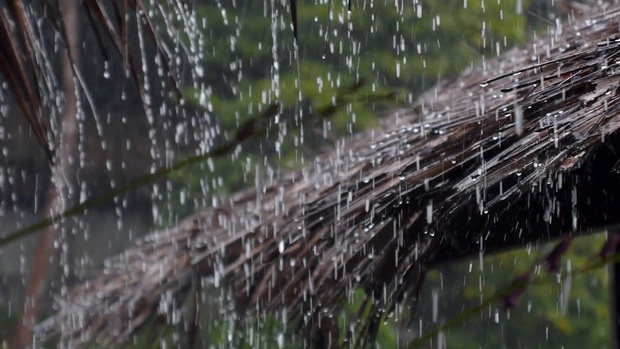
[432,289,438,323]
[514,104,523,136]
[103,61,111,79]
[426,200,433,224]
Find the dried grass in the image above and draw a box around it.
[37,4,620,347]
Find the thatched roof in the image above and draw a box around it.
[37,4,620,348]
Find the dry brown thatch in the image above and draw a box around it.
[37,4,620,348]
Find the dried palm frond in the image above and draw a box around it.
[37,4,620,348]
[0,0,185,161]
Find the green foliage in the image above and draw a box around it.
[170,0,534,215]
[193,0,532,126]
[417,234,611,348]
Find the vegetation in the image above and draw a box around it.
[2,1,618,349]
[420,234,610,348]
[156,2,611,348]
[169,0,535,216]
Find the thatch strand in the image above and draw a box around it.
[37,5,620,347]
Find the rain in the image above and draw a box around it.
[0,1,619,349]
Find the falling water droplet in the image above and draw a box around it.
[515,104,523,136]
[103,61,111,79]
[426,200,433,223]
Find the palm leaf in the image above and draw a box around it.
[0,0,187,161]
[0,4,51,160]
